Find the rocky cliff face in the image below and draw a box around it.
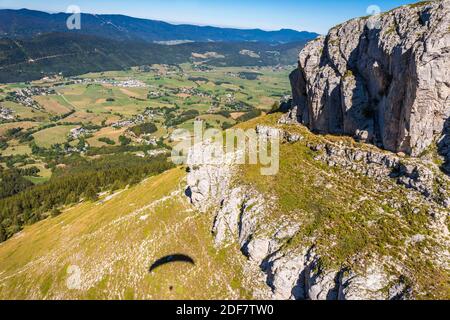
[183,1,450,300]
[290,0,450,159]
[185,121,449,300]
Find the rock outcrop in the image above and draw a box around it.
[290,0,450,157]
[184,134,438,300]
[309,139,450,205]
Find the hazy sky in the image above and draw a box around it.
[0,0,422,34]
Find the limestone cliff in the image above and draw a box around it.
[183,1,450,301]
[290,0,450,160]
[185,119,450,300]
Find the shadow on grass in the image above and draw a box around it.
[149,254,195,273]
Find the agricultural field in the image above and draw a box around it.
[33,125,79,148]
[0,121,40,135]
[86,127,128,147]
[34,95,73,115]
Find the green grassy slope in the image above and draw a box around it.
[0,168,249,300]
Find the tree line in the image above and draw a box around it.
[0,154,174,242]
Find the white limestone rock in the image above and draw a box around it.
[290,1,450,157]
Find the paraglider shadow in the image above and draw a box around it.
[149,254,195,273]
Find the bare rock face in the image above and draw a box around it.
[185,138,416,300]
[185,143,238,213]
[290,1,450,156]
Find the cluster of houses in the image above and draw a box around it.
[149,86,212,100]
[18,87,55,96]
[68,127,95,139]
[114,79,147,88]
[0,106,14,121]
[226,72,240,78]
[68,113,162,153]
[148,90,165,99]
[143,108,162,118]
[64,144,88,154]
[135,134,158,147]
[111,114,147,129]
[224,93,236,105]
[111,109,164,129]
[140,64,182,75]
[10,87,55,109]
[111,119,136,128]
[75,78,147,88]
[192,64,212,72]
[174,87,212,98]
[147,149,170,157]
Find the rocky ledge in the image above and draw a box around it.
[184,123,449,300]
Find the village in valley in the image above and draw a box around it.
[0,63,291,184]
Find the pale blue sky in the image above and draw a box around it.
[0,0,423,34]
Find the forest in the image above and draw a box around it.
[0,153,174,242]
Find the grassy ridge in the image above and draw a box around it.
[0,114,448,299]
[0,168,249,299]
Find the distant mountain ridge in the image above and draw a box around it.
[0,8,318,43]
[0,32,307,83]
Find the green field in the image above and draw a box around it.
[32,125,77,148]
[1,143,32,156]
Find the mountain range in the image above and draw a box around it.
[0,9,318,82]
[0,33,308,83]
[0,9,318,43]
